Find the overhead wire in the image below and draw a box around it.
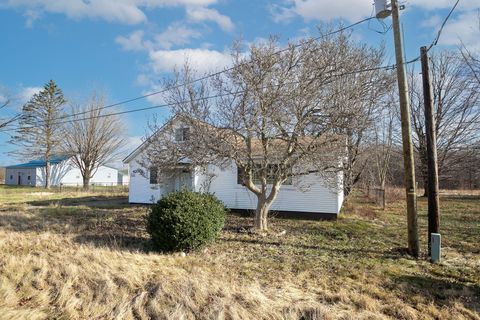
[1,0,462,133]
[4,15,377,127]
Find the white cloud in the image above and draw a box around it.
[1,0,226,25]
[272,0,480,25]
[186,6,234,31]
[2,0,147,24]
[154,22,202,49]
[408,0,480,11]
[435,11,480,51]
[149,48,231,74]
[271,0,371,23]
[116,23,202,51]
[16,86,42,105]
[135,74,152,86]
[116,30,151,51]
[23,9,41,28]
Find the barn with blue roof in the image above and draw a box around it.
[5,156,125,187]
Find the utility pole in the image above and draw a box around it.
[420,46,440,255]
[390,0,419,257]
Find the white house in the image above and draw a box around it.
[124,118,344,218]
[5,156,123,187]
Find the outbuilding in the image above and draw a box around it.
[5,156,121,187]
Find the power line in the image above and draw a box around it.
[7,16,376,126]
[425,0,461,52]
[1,61,409,133]
[1,0,462,133]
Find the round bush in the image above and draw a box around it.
[146,190,226,252]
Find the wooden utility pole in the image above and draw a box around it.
[391,0,419,257]
[420,46,440,254]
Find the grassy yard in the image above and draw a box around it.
[0,185,478,319]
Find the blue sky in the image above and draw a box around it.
[0,0,478,166]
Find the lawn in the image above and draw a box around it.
[0,185,478,319]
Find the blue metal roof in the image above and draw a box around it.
[6,155,70,169]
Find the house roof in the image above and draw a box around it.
[123,114,346,164]
[123,114,181,163]
[6,155,70,169]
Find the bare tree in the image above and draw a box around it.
[408,50,480,195]
[62,94,125,189]
[366,93,397,208]
[144,32,388,231]
[10,80,66,188]
[332,49,394,196]
[460,13,480,85]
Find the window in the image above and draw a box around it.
[10,175,13,180]
[27,176,31,181]
[237,164,292,186]
[149,167,158,184]
[175,127,190,142]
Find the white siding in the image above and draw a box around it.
[128,160,162,203]
[58,164,119,186]
[199,162,341,214]
[128,155,343,214]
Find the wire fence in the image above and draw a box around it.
[56,182,129,193]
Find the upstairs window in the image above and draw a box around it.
[175,127,190,142]
[149,167,158,184]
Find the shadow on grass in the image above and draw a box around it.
[442,195,480,202]
[219,236,410,260]
[392,274,480,312]
[27,195,130,209]
[73,234,152,252]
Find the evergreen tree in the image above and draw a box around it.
[11,80,67,188]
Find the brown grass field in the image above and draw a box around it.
[0,185,478,319]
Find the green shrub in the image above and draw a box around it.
[146,190,226,252]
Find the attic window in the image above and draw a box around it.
[175,127,190,142]
[149,167,158,184]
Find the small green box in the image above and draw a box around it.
[431,233,441,263]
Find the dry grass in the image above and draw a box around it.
[0,186,479,319]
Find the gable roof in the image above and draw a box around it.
[6,155,70,169]
[123,114,182,164]
[123,114,346,164]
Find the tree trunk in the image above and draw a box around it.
[422,174,428,197]
[254,196,271,231]
[45,161,50,189]
[380,180,386,210]
[83,176,91,190]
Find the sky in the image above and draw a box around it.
[0,0,479,166]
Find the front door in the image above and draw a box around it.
[175,171,192,191]
[17,175,21,185]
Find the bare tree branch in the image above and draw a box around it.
[62,93,126,189]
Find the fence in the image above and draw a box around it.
[56,182,129,193]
